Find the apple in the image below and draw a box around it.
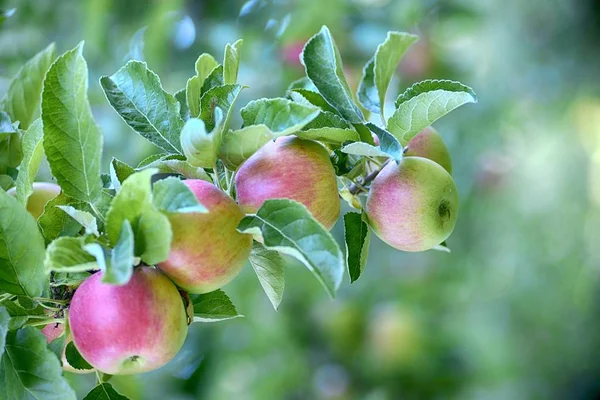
[365,157,458,252]
[158,179,252,294]
[403,127,452,174]
[41,322,94,374]
[7,182,61,219]
[68,267,188,375]
[235,137,340,230]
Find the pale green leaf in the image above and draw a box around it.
[2,43,56,130]
[105,169,172,265]
[44,236,97,273]
[85,220,134,285]
[180,111,224,169]
[56,205,99,236]
[42,42,103,204]
[249,243,285,310]
[186,53,218,118]
[14,118,44,205]
[100,61,184,153]
[153,177,207,214]
[0,327,76,400]
[0,190,46,297]
[389,79,477,144]
[241,97,319,135]
[174,88,190,121]
[295,127,359,144]
[142,155,212,181]
[219,125,273,170]
[223,39,243,84]
[199,84,244,132]
[288,88,337,113]
[201,65,224,94]
[301,26,363,123]
[238,199,344,298]
[341,142,388,158]
[358,32,418,115]
[109,158,135,191]
[37,193,83,242]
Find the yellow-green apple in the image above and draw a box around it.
[7,182,61,219]
[235,137,340,230]
[41,322,94,374]
[158,179,252,293]
[403,127,452,174]
[365,157,458,252]
[68,267,188,375]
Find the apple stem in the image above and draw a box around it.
[25,318,65,327]
[0,293,14,303]
[348,159,390,195]
[33,297,69,305]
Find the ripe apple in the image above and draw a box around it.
[7,182,61,219]
[41,322,94,374]
[235,137,340,230]
[403,127,452,174]
[365,157,458,252]
[158,179,252,294]
[68,267,188,375]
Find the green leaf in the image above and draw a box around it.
[249,243,284,310]
[358,32,418,116]
[152,177,207,213]
[44,236,97,272]
[0,113,23,174]
[38,193,83,242]
[241,98,319,135]
[57,205,99,236]
[341,142,388,158]
[142,155,212,181]
[301,26,363,123]
[303,110,350,130]
[201,65,224,94]
[223,39,243,84]
[2,43,56,130]
[42,42,103,204]
[219,125,273,170]
[344,212,370,283]
[389,80,477,144]
[0,190,46,297]
[83,383,129,400]
[0,307,8,360]
[288,89,338,113]
[174,89,190,121]
[105,169,172,265]
[238,199,344,298]
[48,335,67,361]
[287,76,318,92]
[14,118,44,205]
[180,111,224,169]
[83,237,134,286]
[100,61,184,154]
[65,341,93,370]
[186,53,219,118]
[295,127,359,145]
[199,84,244,132]
[366,122,403,162]
[110,158,135,191]
[0,327,76,400]
[189,290,242,323]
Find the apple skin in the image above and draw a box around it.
[68,267,188,375]
[235,137,341,230]
[157,179,252,294]
[41,322,94,374]
[7,182,61,219]
[403,127,452,174]
[365,157,459,252]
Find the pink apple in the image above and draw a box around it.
[365,157,458,252]
[235,137,341,230]
[403,127,452,174]
[158,179,252,294]
[41,322,94,374]
[68,267,188,375]
[7,182,61,219]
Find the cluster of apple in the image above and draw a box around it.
[0,24,474,397]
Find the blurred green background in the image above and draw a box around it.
[2,0,600,398]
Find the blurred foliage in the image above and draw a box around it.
[2,0,600,399]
